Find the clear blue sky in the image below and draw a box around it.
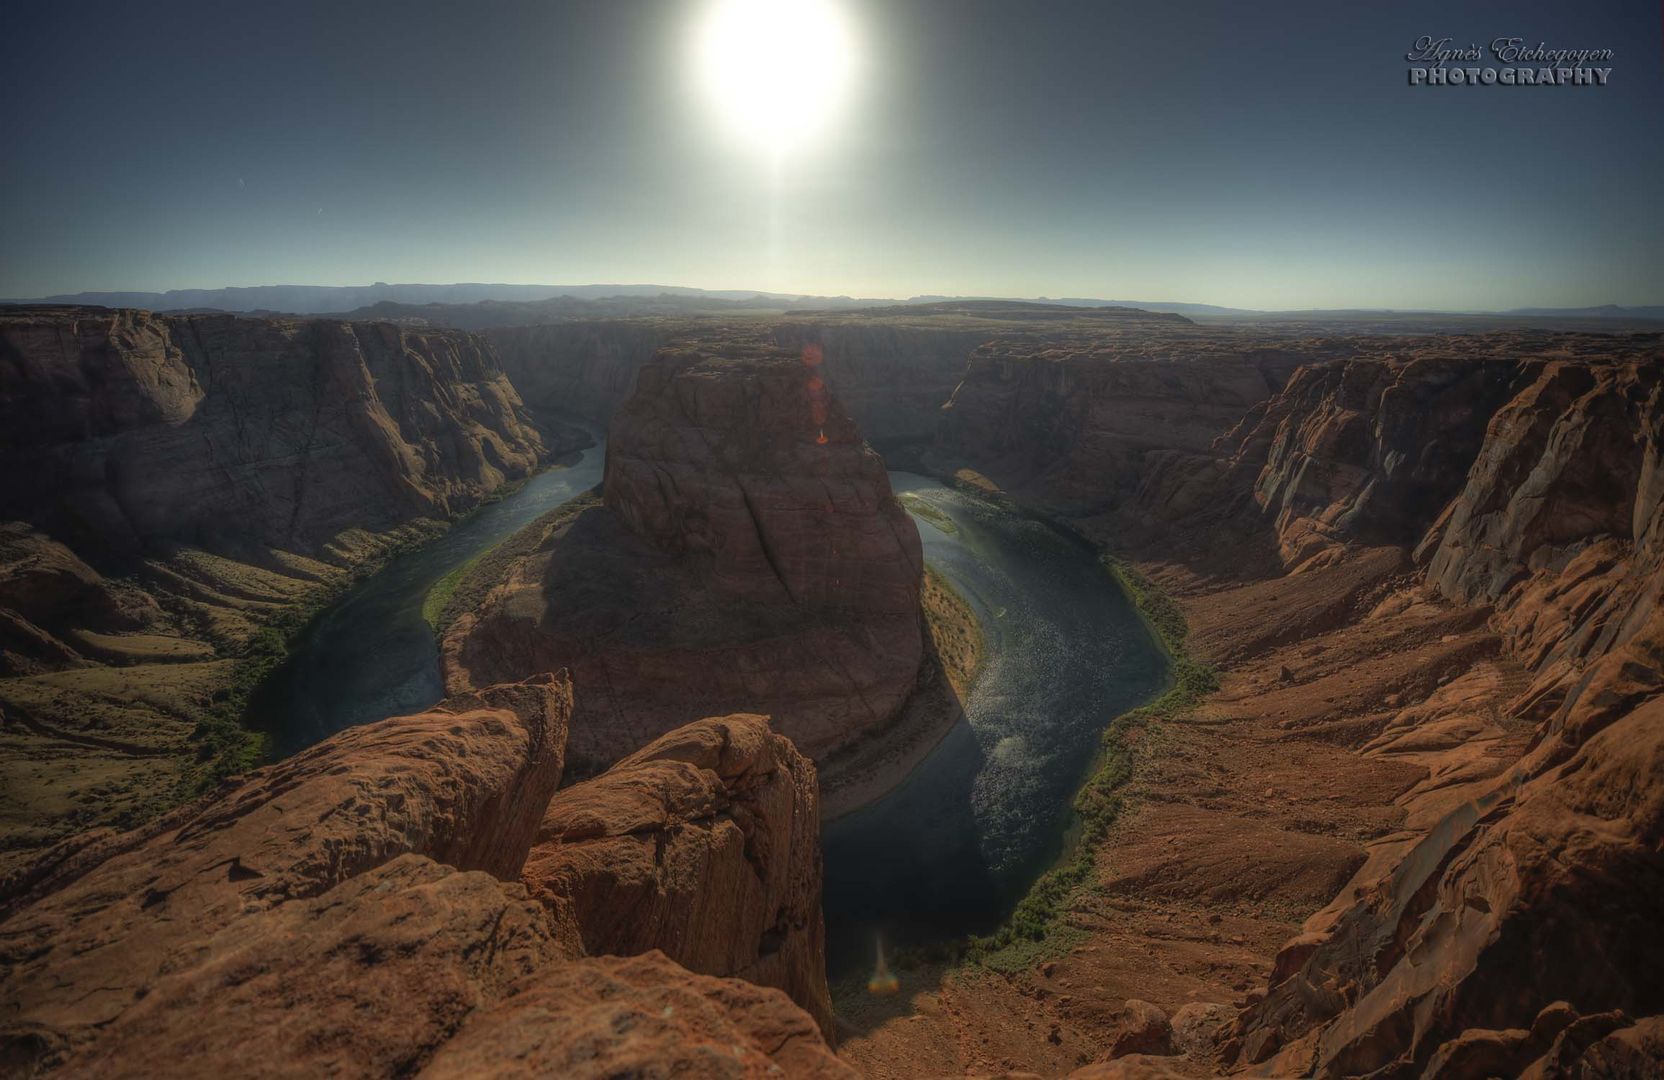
[3,0,1661,308]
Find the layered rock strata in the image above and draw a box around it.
[0,306,580,871]
[0,674,847,1077]
[444,346,924,775]
[929,336,1321,517]
[0,307,566,561]
[521,713,834,1033]
[477,302,1197,439]
[1223,352,1664,1077]
[844,330,1664,1078]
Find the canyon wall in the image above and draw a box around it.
[771,321,993,442]
[484,304,1198,442]
[0,307,569,562]
[871,329,1664,1078]
[1223,349,1664,1077]
[486,315,988,440]
[0,675,846,1077]
[484,319,678,426]
[930,336,1318,518]
[444,346,925,776]
[0,307,579,875]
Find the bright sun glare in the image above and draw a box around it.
[697,0,854,152]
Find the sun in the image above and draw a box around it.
[696,0,854,152]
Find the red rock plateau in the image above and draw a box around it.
[0,672,850,1077]
[0,307,581,873]
[841,328,1664,1079]
[6,303,1664,1079]
[443,345,928,776]
[384,298,1196,440]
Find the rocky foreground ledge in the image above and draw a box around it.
[444,345,925,776]
[0,673,848,1077]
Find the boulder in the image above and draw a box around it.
[522,714,832,1032]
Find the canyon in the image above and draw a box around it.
[1,300,1661,1078]
[0,674,850,1076]
[839,327,1664,1078]
[0,307,583,873]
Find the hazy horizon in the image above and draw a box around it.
[12,278,1663,316]
[5,0,1661,308]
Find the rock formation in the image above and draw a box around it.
[0,674,847,1077]
[485,319,679,426]
[930,335,1316,516]
[522,713,833,1033]
[473,301,1197,440]
[0,307,569,561]
[444,345,925,775]
[771,321,996,442]
[0,306,584,872]
[844,328,1664,1078]
[1221,350,1664,1077]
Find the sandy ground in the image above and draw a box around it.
[833,541,1532,1077]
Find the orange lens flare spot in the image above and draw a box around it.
[816,429,828,445]
[801,343,824,368]
[806,375,824,392]
[868,935,898,995]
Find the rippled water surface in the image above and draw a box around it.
[821,473,1166,974]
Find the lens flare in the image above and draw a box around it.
[867,935,899,995]
[804,344,830,440]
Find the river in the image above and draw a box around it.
[253,451,1166,978]
[251,441,607,754]
[821,473,1165,975]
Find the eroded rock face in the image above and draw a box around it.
[1242,355,1525,567]
[0,522,160,673]
[0,306,587,867]
[0,674,572,1062]
[445,346,924,773]
[522,714,833,1033]
[0,307,565,562]
[0,679,846,1076]
[1209,346,1664,1077]
[931,329,1663,1076]
[772,321,994,442]
[49,854,568,1079]
[604,350,922,617]
[485,319,678,425]
[930,337,1311,515]
[424,951,857,1080]
[1235,696,1664,1077]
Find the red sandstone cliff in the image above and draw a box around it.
[862,329,1664,1078]
[1222,351,1664,1077]
[0,306,585,869]
[0,307,572,561]
[0,675,847,1077]
[522,713,834,1033]
[444,346,925,775]
[930,336,1315,516]
[484,319,678,425]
